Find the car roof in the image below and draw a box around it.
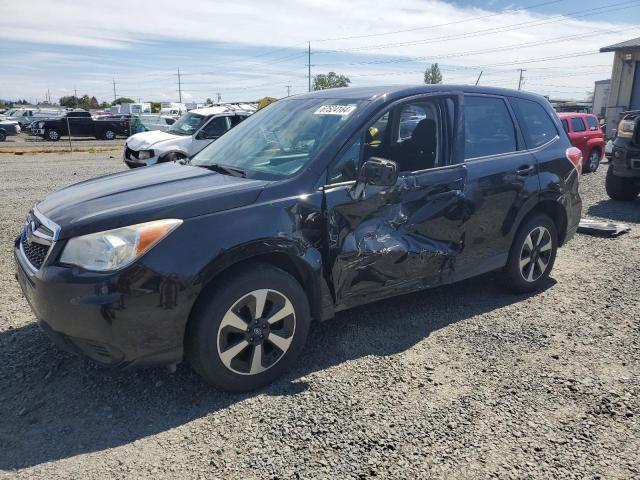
[189,105,254,116]
[557,112,593,118]
[289,84,550,103]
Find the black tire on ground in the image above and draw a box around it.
[605,166,639,201]
[186,263,311,392]
[583,148,601,173]
[46,129,61,142]
[502,213,558,294]
[0,130,6,142]
[102,129,116,140]
[159,152,186,163]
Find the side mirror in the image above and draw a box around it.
[358,157,398,187]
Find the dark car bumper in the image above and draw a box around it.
[14,239,190,368]
[611,139,640,178]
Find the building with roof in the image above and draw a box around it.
[592,79,610,118]
[600,36,640,138]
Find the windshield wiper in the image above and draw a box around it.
[195,163,246,178]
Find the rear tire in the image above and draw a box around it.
[186,264,310,392]
[102,129,116,140]
[605,166,639,201]
[584,148,600,173]
[46,129,60,142]
[502,213,558,293]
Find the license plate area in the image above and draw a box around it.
[630,158,640,170]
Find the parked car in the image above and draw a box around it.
[123,106,252,168]
[606,111,640,201]
[31,110,129,141]
[14,85,582,391]
[137,113,176,132]
[0,119,20,141]
[558,112,605,173]
[1,108,63,128]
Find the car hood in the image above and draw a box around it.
[36,163,268,239]
[126,130,183,150]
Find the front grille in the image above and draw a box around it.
[20,233,50,269]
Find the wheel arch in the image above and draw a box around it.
[158,150,188,162]
[184,240,331,348]
[517,199,568,246]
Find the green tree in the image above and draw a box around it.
[424,63,443,85]
[150,102,161,113]
[205,97,213,105]
[59,95,78,108]
[112,97,135,105]
[312,72,351,91]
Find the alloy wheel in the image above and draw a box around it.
[216,289,296,375]
[105,130,115,140]
[519,226,552,282]
[48,130,59,141]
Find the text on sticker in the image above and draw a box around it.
[314,105,357,116]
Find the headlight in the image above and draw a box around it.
[138,150,154,160]
[59,219,182,271]
[617,119,635,139]
[38,121,44,128]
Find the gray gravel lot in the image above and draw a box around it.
[0,153,638,479]
[1,132,123,149]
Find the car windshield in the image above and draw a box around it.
[168,113,206,136]
[191,98,367,179]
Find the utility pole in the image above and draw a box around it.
[177,67,183,104]
[518,69,526,90]
[74,87,78,107]
[216,92,221,102]
[475,71,483,86]
[286,85,291,97]
[308,42,311,92]
[113,79,117,103]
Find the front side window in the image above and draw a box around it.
[510,97,558,149]
[464,95,516,159]
[329,98,446,183]
[168,113,207,136]
[571,117,586,132]
[192,98,367,179]
[200,116,229,138]
[585,116,599,130]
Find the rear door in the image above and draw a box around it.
[456,94,540,278]
[568,116,589,159]
[323,93,467,310]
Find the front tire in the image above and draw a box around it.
[502,214,557,293]
[186,264,310,392]
[46,129,60,142]
[605,166,639,201]
[0,130,6,142]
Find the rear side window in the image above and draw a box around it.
[585,116,599,130]
[571,117,586,132]
[464,95,516,159]
[561,119,569,133]
[510,97,558,148]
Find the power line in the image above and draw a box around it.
[311,0,565,42]
[316,1,638,54]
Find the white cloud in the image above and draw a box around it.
[0,0,637,101]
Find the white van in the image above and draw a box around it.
[123,105,254,168]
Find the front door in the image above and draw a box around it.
[323,94,468,310]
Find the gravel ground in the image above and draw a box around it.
[1,132,123,149]
[0,154,638,479]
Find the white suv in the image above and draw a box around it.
[123,105,254,168]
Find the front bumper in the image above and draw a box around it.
[14,238,189,367]
[123,146,158,168]
[610,140,640,178]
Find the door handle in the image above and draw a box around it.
[516,165,534,176]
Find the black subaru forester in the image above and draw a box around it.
[15,86,582,391]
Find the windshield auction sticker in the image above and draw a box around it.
[314,105,357,116]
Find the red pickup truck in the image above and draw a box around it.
[558,112,605,173]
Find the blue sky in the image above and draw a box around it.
[1,0,639,104]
